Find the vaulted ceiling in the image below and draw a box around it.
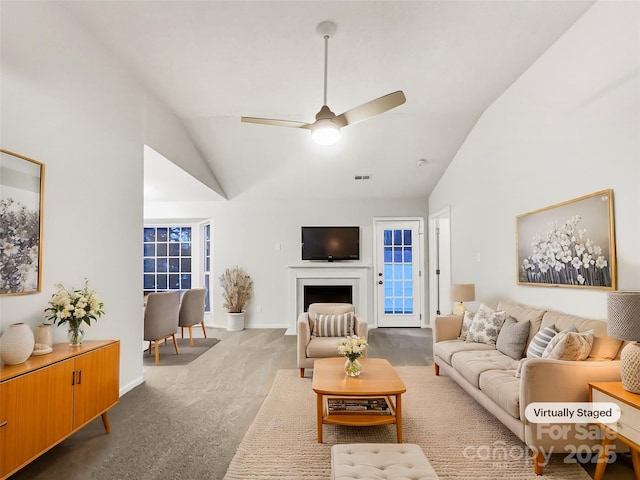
[63,1,594,201]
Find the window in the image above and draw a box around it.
[143,226,192,296]
[203,223,211,312]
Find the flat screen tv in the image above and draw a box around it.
[301,226,360,261]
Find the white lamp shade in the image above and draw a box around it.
[450,284,475,303]
[607,291,640,341]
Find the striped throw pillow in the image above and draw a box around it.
[313,312,354,337]
[526,325,558,358]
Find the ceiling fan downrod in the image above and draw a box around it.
[317,21,337,107]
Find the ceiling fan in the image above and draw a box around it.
[241,21,406,146]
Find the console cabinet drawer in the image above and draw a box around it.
[592,388,640,446]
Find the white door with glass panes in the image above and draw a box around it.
[375,220,422,327]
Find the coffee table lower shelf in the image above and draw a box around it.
[317,394,402,443]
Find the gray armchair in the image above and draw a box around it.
[297,303,368,378]
[178,288,207,346]
[144,291,181,365]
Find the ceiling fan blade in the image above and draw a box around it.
[241,117,311,129]
[335,90,406,127]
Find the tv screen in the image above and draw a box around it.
[301,226,360,261]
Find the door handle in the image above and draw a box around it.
[378,280,383,285]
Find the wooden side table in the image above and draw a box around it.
[589,382,640,480]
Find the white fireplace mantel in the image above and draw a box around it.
[286,264,372,335]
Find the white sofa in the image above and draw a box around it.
[433,300,623,475]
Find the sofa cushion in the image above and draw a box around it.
[497,301,546,346]
[451,350,519,388]
[541,311,622,360]
[526,325,558,358]
[313,312,354,337]
[466,305,507,344]
[479,370,521,419]
[433,339,495,365]
[543,330,595,360]
[306,336,342,358]
[496,317,531,360]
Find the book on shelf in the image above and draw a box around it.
[327,397,391,415]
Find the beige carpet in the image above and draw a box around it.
[225,367,592,480]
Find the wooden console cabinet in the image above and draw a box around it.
[0,340,120,479]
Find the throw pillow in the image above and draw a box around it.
[541,327,577,358]
[459,311,475,340]
[544,330,595,361]
[496,317,531,360]
[313,312,354,337]
[526,325,558,358]
[466,304,507,345]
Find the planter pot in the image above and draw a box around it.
[226,312,245,332]
[0,323,35,365]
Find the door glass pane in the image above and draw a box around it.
[382,227,415,317]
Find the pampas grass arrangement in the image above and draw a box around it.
[219,266,253,313]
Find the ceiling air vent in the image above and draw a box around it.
[354,175,371,181]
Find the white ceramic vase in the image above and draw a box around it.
[0,323,35,365]
[226,312,245,332]
[35,324,53,347]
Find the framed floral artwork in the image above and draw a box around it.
[0,149,45,295]
[516,189,616,290]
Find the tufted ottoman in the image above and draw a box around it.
[331,443,439,480]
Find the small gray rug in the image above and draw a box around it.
[225,367,592,480]
[142,337,220,366]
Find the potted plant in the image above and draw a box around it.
[219,266,253,331]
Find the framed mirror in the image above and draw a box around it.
[0,149,45,295]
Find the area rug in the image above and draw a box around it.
[224,367,592,480]
[142,337,220,366]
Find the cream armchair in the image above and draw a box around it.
[297,303,368,378]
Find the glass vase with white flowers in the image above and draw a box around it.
[44,279,105,346]
[337,335,368,376]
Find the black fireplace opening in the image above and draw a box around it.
[304,285,353,312]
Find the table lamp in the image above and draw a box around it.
[451,283,475,316]
[607,291,640,393]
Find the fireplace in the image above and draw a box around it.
[286,264,371,334]
[303,285,353,311]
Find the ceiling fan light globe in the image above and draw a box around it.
[311,120,340,146]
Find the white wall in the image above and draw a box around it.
[429,1,640,319]
[145,197,427,329]
[0,3,215,394]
